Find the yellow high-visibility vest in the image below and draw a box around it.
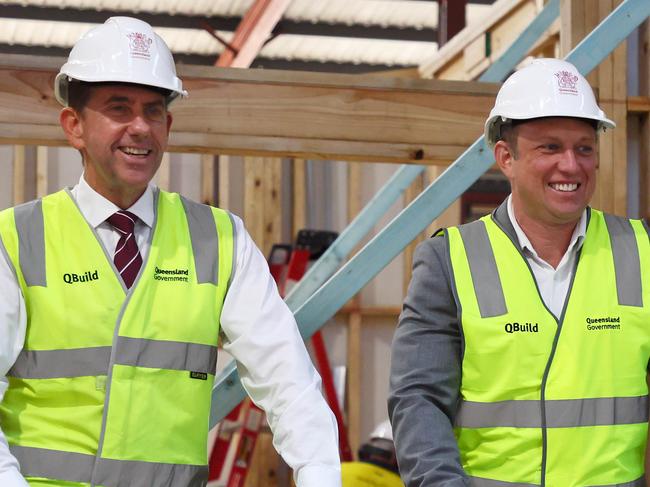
[0,189,234,487]
[446,210,650,486]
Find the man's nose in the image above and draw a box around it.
[127,113,151,136]
[558,149,579,171]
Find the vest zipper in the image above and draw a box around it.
[491,213,586,486]
[67,189,160,487]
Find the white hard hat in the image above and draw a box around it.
[369,420,393,442]
[55,17,188,106]
[484,58,615,148]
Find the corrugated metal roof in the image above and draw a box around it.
[0,0,495,70]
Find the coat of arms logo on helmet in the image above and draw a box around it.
[127,32,153,60]
[555,70,579,95]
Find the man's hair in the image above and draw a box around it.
[499,122,521,159]
[67,81,171,113]
[498,117,599,160]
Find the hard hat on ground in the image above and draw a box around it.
[55,17,188,107]
[484,58,615,148]
[359,420,398,473]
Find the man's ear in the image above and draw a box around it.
[166,112,173,136]
[60,107,85,150]
[494,140,515,178]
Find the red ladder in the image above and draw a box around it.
[208,230,352,485]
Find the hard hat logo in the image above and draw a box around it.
[127,32,153,60]
[555,70,579,95]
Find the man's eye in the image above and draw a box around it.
[147,108,165,119]
[539,144,560,152]
[109,105,128,113]
[577,146,594,155]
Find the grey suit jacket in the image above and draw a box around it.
[387,201,525,487]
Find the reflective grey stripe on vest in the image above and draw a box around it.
[181,196,219,286]
[115,336,218,374]
[468,477,537,487]
[9,346,112,379]
[457,220,507,318]
[468,476,645,487]
[14,199,46,287]
[9,338,217,379]
[456,395,648,428]
[11,445,208,487]
[603,214,643,307]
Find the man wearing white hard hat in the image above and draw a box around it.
[389,58,650,486]
[0,17,341,487]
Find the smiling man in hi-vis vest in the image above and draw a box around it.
[0,17,341,487]
[389,57,650,486]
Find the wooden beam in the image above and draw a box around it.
[216,0,291,68]
[0,55,498,165]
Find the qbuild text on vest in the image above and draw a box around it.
[63,270,99,284]
[504,322,538,333]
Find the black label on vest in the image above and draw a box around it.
[190,371,208,380]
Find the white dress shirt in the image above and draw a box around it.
[507,196,587,319]
[0,176,341,487]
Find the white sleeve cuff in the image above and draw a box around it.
[295,464,342,487]
[0,468,29,487]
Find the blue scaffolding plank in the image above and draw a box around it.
[210,0,650,427]
[284,164,425,310]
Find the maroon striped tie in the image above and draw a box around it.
[107,211,143,289]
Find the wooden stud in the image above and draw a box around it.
[292,158,307,237]
[201,153,216,206]
[244,157,266,251]
[263,158,283,255]
[156,152,172,191]
[347,310,362,460]
[346,161,363,458]
[36,146,48,198]
[13,145,25,205]
[640,20,650,219]
[218,155,231,210]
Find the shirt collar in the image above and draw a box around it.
[506,194,587,260]
[73,174,155,229]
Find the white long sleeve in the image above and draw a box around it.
[220,214,341,487]
[0,243,29,486]
[0,179,341,486]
